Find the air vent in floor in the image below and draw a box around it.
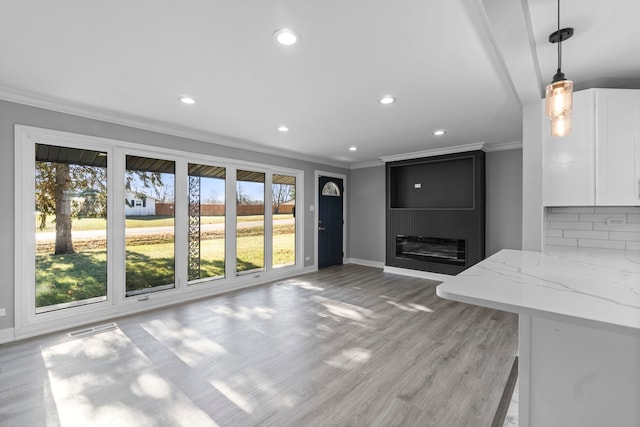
[67,322,118,338]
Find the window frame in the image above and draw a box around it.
[14,125,304,338]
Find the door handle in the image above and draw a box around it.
[318,227,326,231]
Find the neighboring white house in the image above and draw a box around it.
[125,192,157,216]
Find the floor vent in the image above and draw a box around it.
[68,322,118,338]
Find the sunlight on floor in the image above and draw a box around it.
[324,347,371,370]
[142,319,228,367]
[210,369,301,416]
[379,295,434,313]
[209,305,277,320]
[385,300,434,313]
[40,328,220,426]
[312,295,374,323]
[131,373,172,399]
[284,280,324,291]
[210,380,255,414]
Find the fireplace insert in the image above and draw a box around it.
[396,235,466,266]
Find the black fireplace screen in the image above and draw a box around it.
[396,235,466,266]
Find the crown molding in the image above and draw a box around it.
[0,85,349,170]
[483,140,523,152]
[379,142,486,163]
[350,160,384,170]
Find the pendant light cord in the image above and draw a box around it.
[557,0,562,73]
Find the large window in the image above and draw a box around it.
[16,126,304,336]
[236,170,265,274]
[125,155,176,295]
[188,163,226,282]
[272,174,296,268]
[35,144,108,313]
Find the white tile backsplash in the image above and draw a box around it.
[546,213,580,222]
[563,230,609,239]
[546,237,578,247]
[579,213,626,222]
[610,231,640,242]
[627,241,640,251]
[627,214,640,223]
[594,206,640,214]
[548,207,595,214]
[594,222,640,232]
[545,206,640,251]
[545,229,563,237]
[579,239,626,250]
[549,221,593,231]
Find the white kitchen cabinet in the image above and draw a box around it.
[543,89,596,206]
[542,88,640,206]
[596,89,640,205]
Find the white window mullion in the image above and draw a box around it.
[15,129,37,329]
[111,147,126,304]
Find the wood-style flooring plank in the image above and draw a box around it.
[0,264,517,427]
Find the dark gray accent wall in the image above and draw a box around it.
[348,149,523,264]
[486,148,523,255]
[348,165,386,263]
[0,99,348,330]
[386,151,486,275]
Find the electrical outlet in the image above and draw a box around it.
[305,256,311,261]
[0,308,6,317]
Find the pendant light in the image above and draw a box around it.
[544,0,574,137]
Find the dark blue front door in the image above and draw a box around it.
[318,176,343,269]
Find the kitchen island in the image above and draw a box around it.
[436,247,640,427]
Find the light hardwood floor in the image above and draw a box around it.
[0,265,517,426]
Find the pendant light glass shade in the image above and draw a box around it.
[545,79,573,137]
[550,111,571,137]
[545,0,574,137]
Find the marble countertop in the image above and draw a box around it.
[436,246,640,330]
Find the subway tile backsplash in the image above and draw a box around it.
[545,206,640,251]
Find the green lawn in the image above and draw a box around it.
[36,214,293,232]
[36,231,295,308]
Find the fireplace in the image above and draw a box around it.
[396,235,466,266]
[386,150,485,275]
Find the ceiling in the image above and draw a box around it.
[1,1,638,168]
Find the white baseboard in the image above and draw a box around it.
[383,266,453,283]
[0,328,15,344]
[346,258,385,269]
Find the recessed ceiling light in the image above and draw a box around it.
[433,129,446,136]
[278,125,289,132]
[379,96,396,105]
[179,96,195,105]
[273,28,299,46]
[349,146,358,151]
